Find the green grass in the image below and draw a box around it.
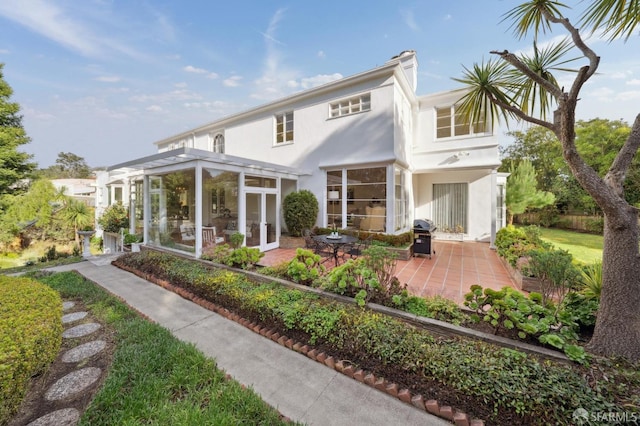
[537,227,603,264]
[32,271,293,426]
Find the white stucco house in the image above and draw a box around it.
[97,50,507,256]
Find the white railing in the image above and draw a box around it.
[103,230,124,254]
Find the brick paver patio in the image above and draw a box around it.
[259,240,517,304]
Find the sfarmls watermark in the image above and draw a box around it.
[573,408,639,424]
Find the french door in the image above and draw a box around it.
[244,190,278,251]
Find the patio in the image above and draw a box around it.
[258,240,518,305]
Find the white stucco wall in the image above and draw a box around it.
[413,169,496,241]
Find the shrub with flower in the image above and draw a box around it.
[98,203,129,233]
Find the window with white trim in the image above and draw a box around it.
[275,112,294,144]
[210,133,225,153]
[329,93,371,118]
[436,105,487,139]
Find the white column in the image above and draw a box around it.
[490,169,497,250]
[195,162,203,256]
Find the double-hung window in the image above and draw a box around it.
[329,93,371,118]
[436,105,487,139]
[275,112,294,144]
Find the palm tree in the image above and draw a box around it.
[454,0,640,362]
[62,198,94,243]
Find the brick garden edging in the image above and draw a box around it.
[114,261,485,426]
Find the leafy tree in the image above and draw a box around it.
[40,152,92,179]
[283,190,319,237]
[98,202,129,233]
[454,0,640,361]
[0,63,36,197]
[506,160,555,224]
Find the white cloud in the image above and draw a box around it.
[223,76,243,87]
[616,90,640,101]
[443,14,452,21]
[0,48,9,54]
[626,79,640,86]
[129,89,202,104]
[609,70,632,80]
[0,0,143,59]
[174,82,188,88]
[184,65,207,74]
[317,50,326,59]
[146,105,164,113]
[183,65,218,79]
[296,73,343,90]
[400,9,420,32]
[95,76,121,83]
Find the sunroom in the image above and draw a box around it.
[106,147,307,257]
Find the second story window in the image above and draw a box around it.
[211,133,225,153]
[436,105,488,139]
[329,93,371,118]
[275,112,294,144]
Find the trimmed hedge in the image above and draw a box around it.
[0,276,63,423]
[114,251,634,425]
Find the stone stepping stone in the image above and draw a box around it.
[62,301,76,311]
[62,312,88,324]
[45,367,102,401]
[62,340,106,363]
[27,407,80,426]
[62,323,101,339]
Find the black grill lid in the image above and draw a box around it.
[413,219,436,231]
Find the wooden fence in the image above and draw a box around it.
[514,213,604,232]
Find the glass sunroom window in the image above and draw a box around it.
[326,166,387,232]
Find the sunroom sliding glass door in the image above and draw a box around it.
[432,183,467,233]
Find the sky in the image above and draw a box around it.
[1,1,639,169]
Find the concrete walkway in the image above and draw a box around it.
[50,257,450,426]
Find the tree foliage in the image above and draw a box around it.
[506,160,555,224]
[0,63,36,197]
[455,0,640,362]
[40,152,92,179]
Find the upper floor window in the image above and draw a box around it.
[329,93,371,118]
[211,133,225,153]
[436,105,488,139]
[275,112,294,144]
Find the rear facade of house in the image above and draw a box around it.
[97,51,506,256]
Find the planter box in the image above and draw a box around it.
[433,232,464,242]
[279,236,306,249]
[500,257,543,292]
[385,245,413,261]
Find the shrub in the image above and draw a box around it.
[495,225,548,266]
[0,276,63,423]
[323,246,405,306]
[98,202,129,233]
[285,248,326,285]
[585,216,604,234]
[229,232,245,249]
[524,248,580,306]
[392,293,467,325]
[113,251,633,423]
[580,261,602,300]
[282,190,319,237]
[201,244,264,270]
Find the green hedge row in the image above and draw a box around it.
[0,275,63,423]
[114,251,631,425]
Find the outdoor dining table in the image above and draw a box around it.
[313,234,358,266]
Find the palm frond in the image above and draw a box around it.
[580,0,640,41]
[507,38,580,119]
[501,0,569,39]
[452,59,518,127]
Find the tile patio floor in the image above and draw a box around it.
[259,240,518,305]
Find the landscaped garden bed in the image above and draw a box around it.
[112,249,639,425]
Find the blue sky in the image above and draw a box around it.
[1,1,639,169]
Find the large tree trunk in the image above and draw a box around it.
[587,210,640,362]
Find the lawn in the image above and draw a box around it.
[537,227,603,264]
[27,271,293,426]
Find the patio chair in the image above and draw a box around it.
[312,240,335,264]
[341,234,373,261]
[203,226,225,246]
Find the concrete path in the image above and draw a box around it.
[50,257,451,426]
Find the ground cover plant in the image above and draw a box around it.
[113,250,639,425]
[11,271,293,426]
